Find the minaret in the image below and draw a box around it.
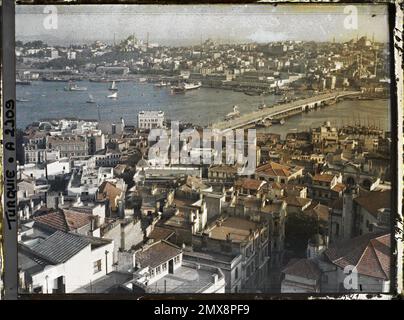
[374,50,378,77]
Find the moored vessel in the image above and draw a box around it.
[64,81,87,91]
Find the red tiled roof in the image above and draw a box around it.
[282,258,321,280]
[256,162,293,177]
[324,232,390,280]
[313,173,335,183]
[303,202,330,221]
[34,210,92,232]
[136,240,182,268]
[331,183,346,193]
[354,190,391,218]
[283,196,311,208]
[148,226,175,241]
[97,181,123,210]
[235,178,266,191]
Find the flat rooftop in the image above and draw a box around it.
[184,250,239,264]
[150,264,219,293]
[209,216,259,242]
[73,271,133,294]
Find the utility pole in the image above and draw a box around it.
[105,250,109,274]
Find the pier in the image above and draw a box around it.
[210,90,362,132]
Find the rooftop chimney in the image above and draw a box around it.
[212,274,218,284]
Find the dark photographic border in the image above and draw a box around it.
[1,0,403,300]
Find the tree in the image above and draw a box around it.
[284,211,322,257]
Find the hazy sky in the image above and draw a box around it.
[16,4,390,46]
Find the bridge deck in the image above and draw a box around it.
[211,91,360,131]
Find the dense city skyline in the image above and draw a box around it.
[16,4,389,46]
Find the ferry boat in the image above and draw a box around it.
[171,81,202,94]
[109,81,118,91]
[154,81,171,88]
[183,82,202,90]
[42,76,68,82]
[86,94,95,103]
[64,81,87,91]
[107,92,118,99]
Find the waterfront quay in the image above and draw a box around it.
[211,90,361,132]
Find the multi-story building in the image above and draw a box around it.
[193,215,270,293]
[311,121,338,145]
[138,110,165,129]
[47,135,89,158]
[310,172,345,205]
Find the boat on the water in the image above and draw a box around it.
[89,77,109,83]
[183,82,202,90]
[16,79,32,85]
[171,81,202,94]
[42,76,70,82]
[64,81,87,91]
[171,86,185,94]
[244,91,262,96]
[154,81,170,88]
[109,81,118,91]
[225,105,240,121]
[107,92,118,99]
[86,94,95,103]
[17,98,30,102]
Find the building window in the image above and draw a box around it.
[93,259,102,274]
[150,269,155,278]
[235,267,239,280]
[174,255,180,265]
[33,286,43,293]
[162,263,167,271]
[156,266,161,275]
